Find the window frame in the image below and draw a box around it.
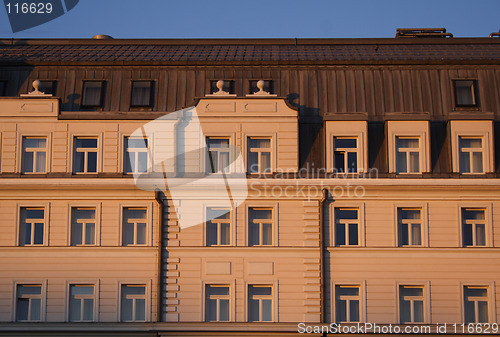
[453,79,479,108]
[130,80,154,108]
[325,121,368,174]
[458,136,485,174]
[203,284,232,322]
[458,204,493,248]
[206,136,232,174]
[246,283,277,322]
[450,120,494,174]
[460,282,496,324]
[387,121,430,174]
[395,281,431,324]
[16,203,50,247]
[246,203,278,247]
[81,80,105,108]
[393,203,428,247]
[12,280,47,322]
[35,80,57,95]
[18,133,51,174]
[330,202,365,247]
[208,79,236,95]
[118,282,151,322]
[331,281,366,323]
[123,135,152,175]
[72,135,100,174]
[245,135,275,174]
[119,203,153,246]
[333,208,361,247]
[204,207,233,247]
[65,281,99,322]
[67,203,101,247]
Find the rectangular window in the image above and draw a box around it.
[459,137,483,174]
[399,285,424,323]
[131,81,152,107]
[16,284,42,322]
[19,208,44,246]
[69,284,94,322]
[38,81,56,95]
[205,285,230,322]
[21,137,47,174]
[249,80,273,94]
[73,137,98,174]
[454,80,478,107]
[248,207,273,246]
[335,285,360,322]
[207,137,230,174]
[121,285,146,322]
[71,207,96,246]
[124,137,149,174]
[334,137,358,173]
[247,137,271,174]
[82,81,104,107]
[335,208,359,246]
[464,286,489,323]
[248,285,272,322]
[396,137,420,173]
[398,208,422,246]
[206,208,231,246]
[462,209,486,247]
[122,207,147,246]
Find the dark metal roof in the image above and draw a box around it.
[0,38,499,65]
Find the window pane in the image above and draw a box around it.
[72,222,83,245]
[71,285,94,296]
[337,287,359,296]
[87,151,97,173]
[409,151,419,173]
[74,151,85,173]
[123,223,134,245]
[463,223,473,246]
[126,138,148,149]
[472,151,483,173]
[22,151,34,173]
[33,223,44,244]
[24,138,46,148]
[348,223,358,245]
[209,286,229,296]
[220,299,229,321]
[250,209,272,219]
[205,297,217,321]
[411,223,422,245]
[463,209,485,220]
[464,299,475,323]
[396,151,407,173]
[20,222,31,245]
[30,298,41,321]
[131,82,151,107]
[400,287,423,297]
[137,223,146,244]
[250,286,272,296]
[82,82,103,106]
[124,208,147,219]
[336,299,347,322]
[138,152,148,173]
[248,151,258,173]
[262,299,272,321]
[248,298,259,321]
[459,150,470,173]
[476,223,486,246]
[220,223,230,245]
[347,152,357,172]
[121,297,133,321]
[262,223,272,245]
[16,298,29,321]
[248,138,270,149]
[400,299,411,323]
[36,151,46,173]
[135,298,145,321]
[455,81,475,106]
[400,209,421,220]
[335,138,357,149]
[75,138,98,148]
[207,138,229,148]
[349,300,360,322]
[261,152,271,173]
[335,223,346,246]
[478,301,489,323]
[69,297,81,321]
[249,223,259,246]
[125,152,134,173]
[335,152,345,172]
[207,151,218,173]
[413,300,424,322]
[337,209,358,220]
[85,223,95,245]
[206,222,217,246]
[220,152,229,172]
[400,223,409,246]
[83,298,94,321]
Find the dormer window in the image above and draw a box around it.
[82,81,104,108]
[131,81,153,107]
[454,80,478,107]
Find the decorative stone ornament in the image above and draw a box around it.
[20,79,52,97]
[247,80,277,97]
[205,80,235,96]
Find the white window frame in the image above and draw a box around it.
[245,283,277,322]
[201,280,236,322]
[206,136,232,174]
[12,280,47,322]
[20,136,49,174]
[453,79,478,108]
[123,135,152,174]
[71,135,100,174]
[246,203,278,246]
[331,202,365,247]
[245,134,276,174]
[395,281,430,324]
[204,207,233,246]
[458,203,493,247]
[325,121,367,173]
[450,120,494,174]
[119,203,153,246]
[118,281,151,322]
[333,208,361,247]
[66,281,99,322]
[203,284,232,322]
[393,203,429,247]
[16,203,50,247]
[458,136,485,174]
[387,121,430,174]
[397,208,423,247]
[68,203,101,246]
[460,282,496,324]
[331,281,366,323]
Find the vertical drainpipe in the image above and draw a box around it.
[155,190,164,323]
[319,188,328,323]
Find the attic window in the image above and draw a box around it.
[210,80,234,95]
[454,80,478,107]
[131,81,153,107]
[82,81,104,108]
[0,80,6,96]
[250,80,273,95]
[37,81,56,95]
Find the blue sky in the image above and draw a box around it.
[1,0,499,39]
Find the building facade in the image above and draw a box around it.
[0,32,499,336]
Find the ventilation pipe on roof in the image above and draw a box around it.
[92,34,114,39]
[490,31,500,38]
[395,28,453,38]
